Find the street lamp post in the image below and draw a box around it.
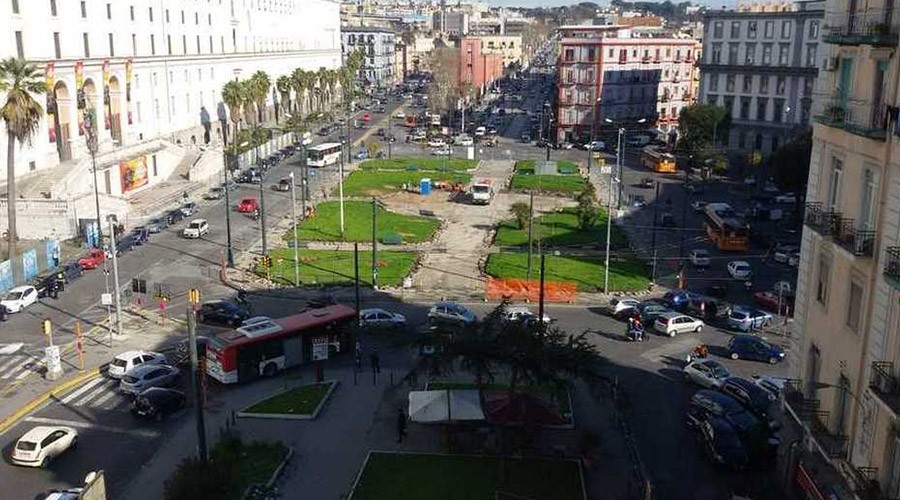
[223,141,248,268]
[106,216,124,338]
[289,171,300,285]
[339,138,346,237]
[85,109,103,248]
[604,118,647,210]
[257,167,268,256]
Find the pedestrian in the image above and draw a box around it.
[370,346,381,374]
[396,407,407,443]
[51,247,60,268]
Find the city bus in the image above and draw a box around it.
[206,304,357,384]
[307,143,342,167]
[704,203,750,252]
[640,146,677,173]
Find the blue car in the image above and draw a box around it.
[728,334,785,364]
[663,290,693,310]
[696,416,749,470]
[727,307,773,332]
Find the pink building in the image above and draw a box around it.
[458,37,504,93]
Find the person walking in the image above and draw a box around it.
[396,408,408,443]
[370,346,381,374]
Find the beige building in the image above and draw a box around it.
[787,0,900,496]
[478,35,523,66]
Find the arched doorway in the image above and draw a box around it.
[53,81,72,161]
[108,76,122,144]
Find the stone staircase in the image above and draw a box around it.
[172,149,202,181]
[3,160,80,199]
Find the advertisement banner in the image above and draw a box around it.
[45,240,60,269]
[45,63,56,143]
[102,59,111,130]
[120,156,148,193]
[125,59,133,125]
[0,260,12,294]
[22,249,38,282]
[75,61,85,136]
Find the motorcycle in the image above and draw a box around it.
[626,322,645,342]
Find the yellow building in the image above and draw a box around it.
[476,35,523,67]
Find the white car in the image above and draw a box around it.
[775,192,797,204]
[607,297,640,316]
[11,426,78,467]
[773,244,799,263]
[583,140,605,151]
[394,111,406,119]
[108,350,168,379]
[43,489,83,500]
[359,308,407,328]
[455,135,474,147]
[689,249,711,268]
[788,253,800,267]
[183,219,209,238]
[753,374,787,399]
[427,138,446,148]
[474,126,486,137]
[431,146,451,156]
[690,201,708,212]
[241,316,272,327]
[683,360,730,389]
[654,312,704,337]
[727,260,753,281]
[504,305,551,324]
[0,285,39,313]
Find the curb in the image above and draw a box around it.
[0,367,101,436]
[240,445,295,499]
[236,380,338,421]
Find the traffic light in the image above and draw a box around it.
[42,318,51,337]
[188,288,201,305]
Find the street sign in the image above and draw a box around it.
[312,337,329,361]
[101,293,112,306]
[600,166,613,175]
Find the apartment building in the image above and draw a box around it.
[787,0,900,496]
[342,26,397,87]
[477,35,523,67]
[555,25,700,144]
[457,37,503,92]
[698,1,823,155]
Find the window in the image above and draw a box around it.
[760,76,769,94]
[14,31,23,59]
[723,96,735,116]
[180,10,184,23]
[209,36,213,53]
[778,44,790,65]
[170,96,175,116]
[195,12,199,24]
[827,157,844,211]
[860,169,877,230]
[11,0,18,13]
[153,98,160,119]
[726,74,736,92]
[834,374,851,435]
[745,43,756,63]
[728,44,738,64]
[764,20,774,38]
[182,34,187,54]
[809,20,820,39]
[731,21,741,38]
[805,44,817,66]
[108,33,115,57]
[608,48,614,58]
[132,34,136,55]
[53,32,61,59]
[748,20,758,38]
[707,94,718,105]
[738,131,746,148]
[709,74,719,92]
[50,0,56,16]
[846,281,864,331]
[564,48,574,61]
[150,34,155,55]
[816,254,831,305]
[129,5,134,20]
[713,21,723,38]
[106,3,111,19]
[208,13,212,25]
[149,7,153,21]
[757,97,768,120]
[776,76,786,95]
[781,20,792,38]
[773,98,784,122]
[762,44,773,64]
[165,9,169,22]
[83,32,90,57]
[167,34,172,55]
[711,43,722,63]
[887,437,900,498]
[742,75,753,93]
[80,0,86,18]
[740,97,750,119]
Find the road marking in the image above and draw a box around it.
[640,336,698,363]
[0,355,23,375]
[23,416,159,438]
[76,378,118,406]
[88,385,121,408]
[60,376,107,404]
[14,366,33,380]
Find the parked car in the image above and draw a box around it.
[30,274,59,299]
[165,209,185,225]
[775,192,797,204]
[1,286,39,313]
[728,335,785,364]
[354,149,369,160]
[727,307,773,332]
[636,301,670,326]
[504,305,551,325]
[42,489,84,500]
[583,140,605,151]
[431,145,451,156]
[427,138,447,148]
[57,262,85,283]
[773,244,800,263]
[120,364,181,395]
[274,178,292,192]
[131,228,150,245]
[359,308,407,328]
[683,360,730,388]
[663,290,693,310]
[182,219,209,239]
[108,350,168,379]
[727,260,753,281]
[77,248,106,270]
[689,249,711,268]
[237,198,260,213]
[721,377,778,423]
[753,291,793,315]
[753,375,787,400]
[10,426,78,468]
[197,300,251,328]
[691,200,708,212]
[131,387,186,421]
[607,298,640,317]
[146,216,168,233]
[455,135,474,147]
[427,301,477,326]
[696,417,749,470]
[654,312,703,337]
[203,187,225,200]
[180,202,199,217]
[687,390,779,461]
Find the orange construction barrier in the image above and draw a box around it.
[485,277,577,303]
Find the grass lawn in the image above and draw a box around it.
[360,157,477,171]
[261,248,417,287]
[514,160,579,175]
[243,382,334,415]
[232,441,288,499]
[428,381,571,418]
[494,208,628,248]
[510,174,585,194]
[286,201,439,244]
[340,170,472,197]
[484,252,649,292]
[351,452,583,500]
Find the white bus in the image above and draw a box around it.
[307,143,342,167]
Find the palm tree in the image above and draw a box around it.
[250,71,270,124]
[0,58,46,278]
[290,68,310,118]
[315,67,329,113]
[221,80,244,145]
[275,75,292,122]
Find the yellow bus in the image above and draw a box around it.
[704,203,750,252]
[641,146,677,173]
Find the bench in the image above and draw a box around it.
[418,209,436,217]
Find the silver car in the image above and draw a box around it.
[120,364,181,395]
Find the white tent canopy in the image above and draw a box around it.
[407,390,485,423]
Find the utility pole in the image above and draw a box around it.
[300,141,308,219]
[223,148,235,268]
[258,172,268,255]
[372,197,378,288]
[649,181,660,281]
[107,217,124,338]
[526,191,534,282]
[616,127,624,210]
[289,171,300,286]
[678,169,689,264]
[186,289,208,463]
[538,253,546,326]
[354,243,361,313]
[603,169,614,294]
[339,140,346,237]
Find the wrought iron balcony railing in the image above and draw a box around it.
[885,247,900,282]
[814,100,888,141]
[870,361,900,416]
[804,203,844,236]
[835,219,876,257]
[823,10,900,47]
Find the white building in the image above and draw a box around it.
[342,27,397,88]
[0,0,341,239]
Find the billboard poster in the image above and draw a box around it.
[45,240,60,269]
[102,59,111,130]
[0,260,12,294]
[22,249,38,282]
[125,59,133,125]
[83,221,99,248]
[45,63,56,143]
[120,156,148,193]
[75,61,85,136]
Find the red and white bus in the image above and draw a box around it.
[206,304,357,384]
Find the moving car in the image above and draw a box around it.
[182,219,209,239]
[607,298,640,317]
[108,350,168,379]
[359,308,407,328]
[773,244,800,263]
[237,198,260,213]
[11,426,78,468]
[654,312,703,337]
[131,387,186,421]
[727,260,753,280]
[696,417,749,470]
[197,300,251,327]
[727,307,773,332]
[77,248,106,270]
[165,208,185,225]
[274,178,292,192]
[120,364,181,395]
[689,249,711,268]
[427,301,477,326]
[0,285,39,313]
[683,360,730,388]
[583,140,605,151]
[504,305,551,325]
[728,334,785,364]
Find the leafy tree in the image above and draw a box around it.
[676,104,731,157]
[365,138,380,159]
[770,128,812,193]
[427,47,461,117]
[575,186,599,231]
[0,58,46,274]
[509,201,530,230]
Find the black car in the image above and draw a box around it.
[131,228,150,245]
[696,416,749,470]
[197,300,250,327]
[720,377,778,424]
[686,390,778,461]
[58,262,84,283]
[166,209,185,225]
[131,387,186,421]
[30,274,59,299]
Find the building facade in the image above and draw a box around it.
[457,37,503,93]
[478,35,523,67]
[555,25,700,144]
[0,0,341,236]
[342,26,396,88]
[788,0,900,496]
[698,1,823,155]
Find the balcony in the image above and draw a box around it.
[783,379,850,460]
[814,100,887,141]
[835,219,876,257]
[870,361,900,416]
[884,247,900,290]
[804,202,844,237]
[823,11,899,47]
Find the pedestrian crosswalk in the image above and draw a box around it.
[0,354,40,382]
[58,376,133,412]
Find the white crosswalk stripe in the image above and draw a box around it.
[60,376,107,404]
[0,354,37,380]
[60,377,132,412]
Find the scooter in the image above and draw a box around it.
[626,323,646,342]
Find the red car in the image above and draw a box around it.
[753,291,794,315]
[361,113,371,122]
[236,198,259,213]
[78,248,106,270]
